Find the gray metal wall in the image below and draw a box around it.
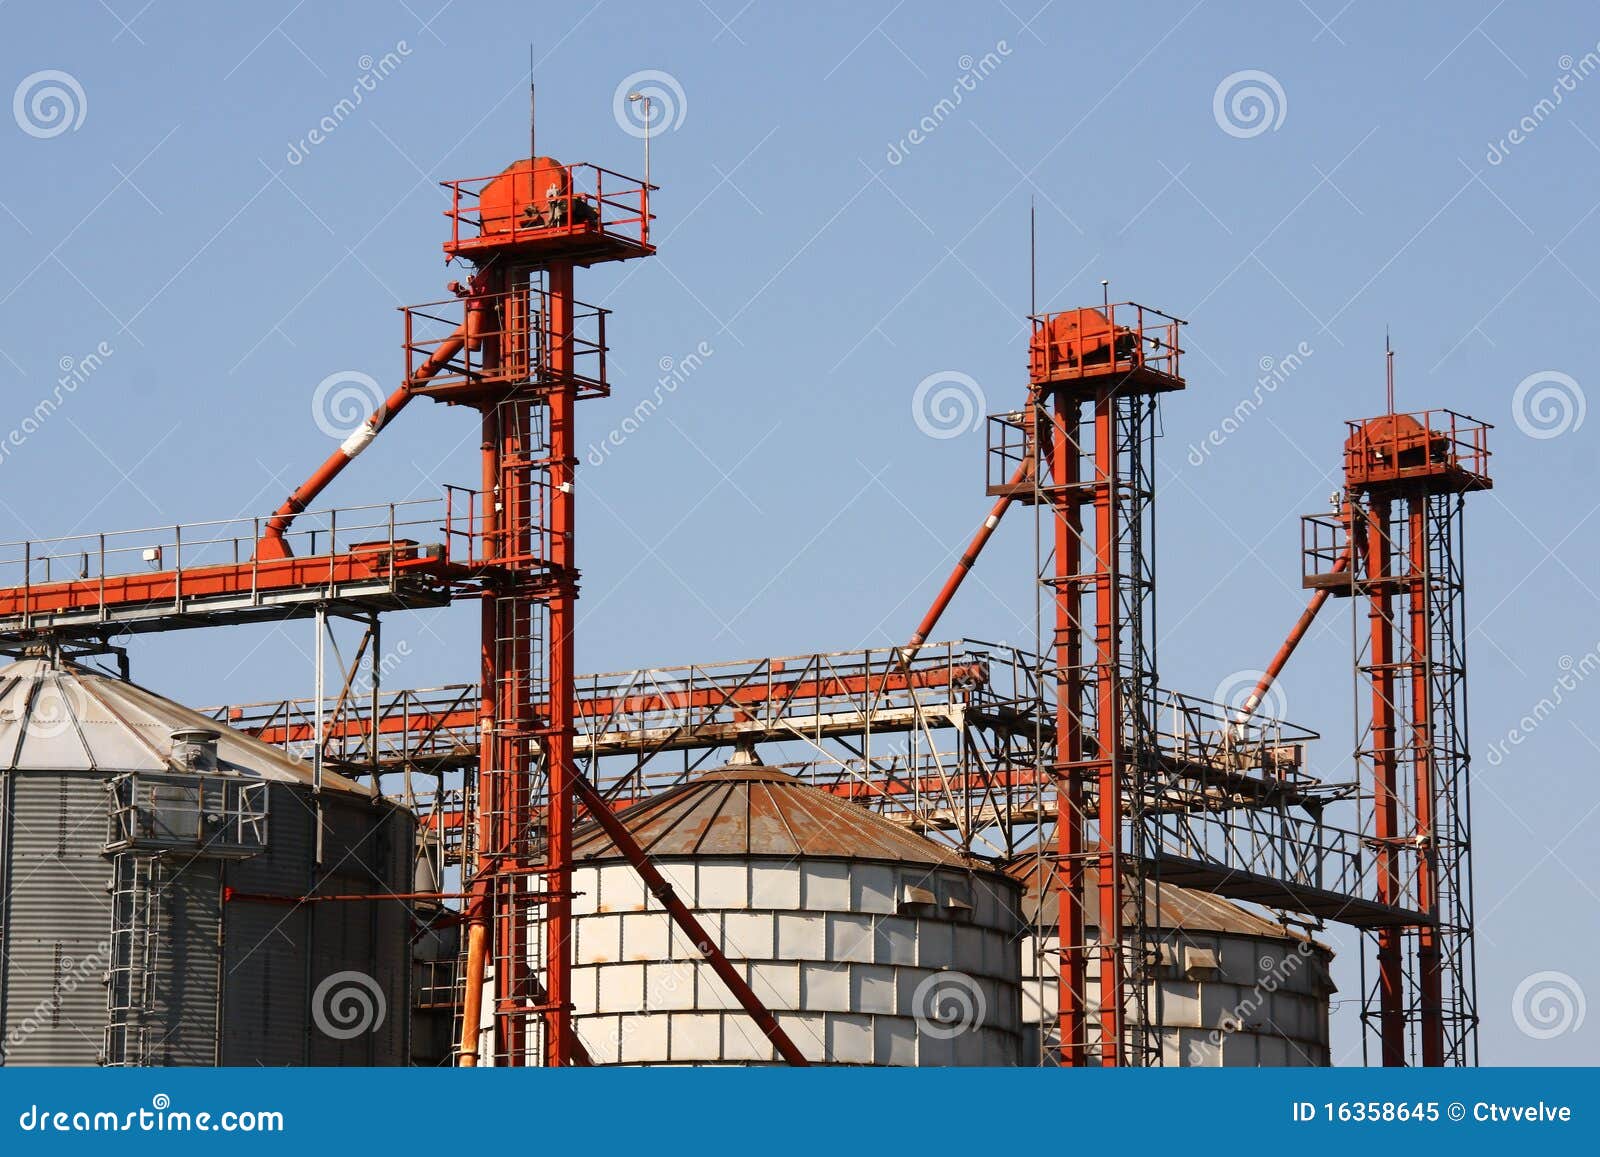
[0,772,115,1065]
[1,772,413,1067]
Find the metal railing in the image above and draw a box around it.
[105,771,269,858]
[1343,409,1492,489]
[441,162,653,255]
[401,287,609,398]
[1028,301,1184,386]
[0,493,480,631]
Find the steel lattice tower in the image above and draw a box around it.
[1302,407,1490,1066]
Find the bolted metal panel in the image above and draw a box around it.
[0,660,414,1068]
[219,782,315,1066]
[140,860,223,1066]
[1008,855,1335,1066]
[570,856,1024,1066]
[0,771,115,1065]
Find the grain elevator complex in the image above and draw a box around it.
[0,107,1491,1070]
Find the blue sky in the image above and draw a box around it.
[2,1,1597,1065]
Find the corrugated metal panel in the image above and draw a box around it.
[1,772,114,1065]
[220,790,411,1067]
[144,860,222,1065]
[221,783,313,1066]
[0,655,417,1070]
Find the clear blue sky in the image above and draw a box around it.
[2,1,1596,1065]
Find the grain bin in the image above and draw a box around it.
[1008,853,1335,1066]
[566,761,1024,1065]
[0,657,413,1066]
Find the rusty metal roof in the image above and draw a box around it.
[0,657,372,796]
[574,764,999,872]
[1006,851,1324,945]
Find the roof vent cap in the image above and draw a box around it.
[169,727,221,774]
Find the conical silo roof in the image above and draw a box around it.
[0,657,372,795]
[573,763,996,873]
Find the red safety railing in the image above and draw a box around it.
[440,162,653,260]
[1343,408,1492,491]
[0,495,475,631]
[1028,301,1183,386]
[400,287,609,399]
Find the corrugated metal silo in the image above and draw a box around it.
[565,761,1024,1066]
[0,657,413,1066]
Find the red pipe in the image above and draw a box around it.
[1233,549,1351,725]
[255,321,470,560]
[902,460,1029,661]
[570,770,811,1066]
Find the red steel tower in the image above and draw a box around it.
[1302,405,1491,1065]
[403,157,654,1066]
[988,302,1185,1064]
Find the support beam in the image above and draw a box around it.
[570,771,811,1065]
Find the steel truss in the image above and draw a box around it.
[1302,409,1490,1066]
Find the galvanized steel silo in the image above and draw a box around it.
[1008,854,1335,1066]
[0,657,413,1066]
[567,763,1024,1065]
